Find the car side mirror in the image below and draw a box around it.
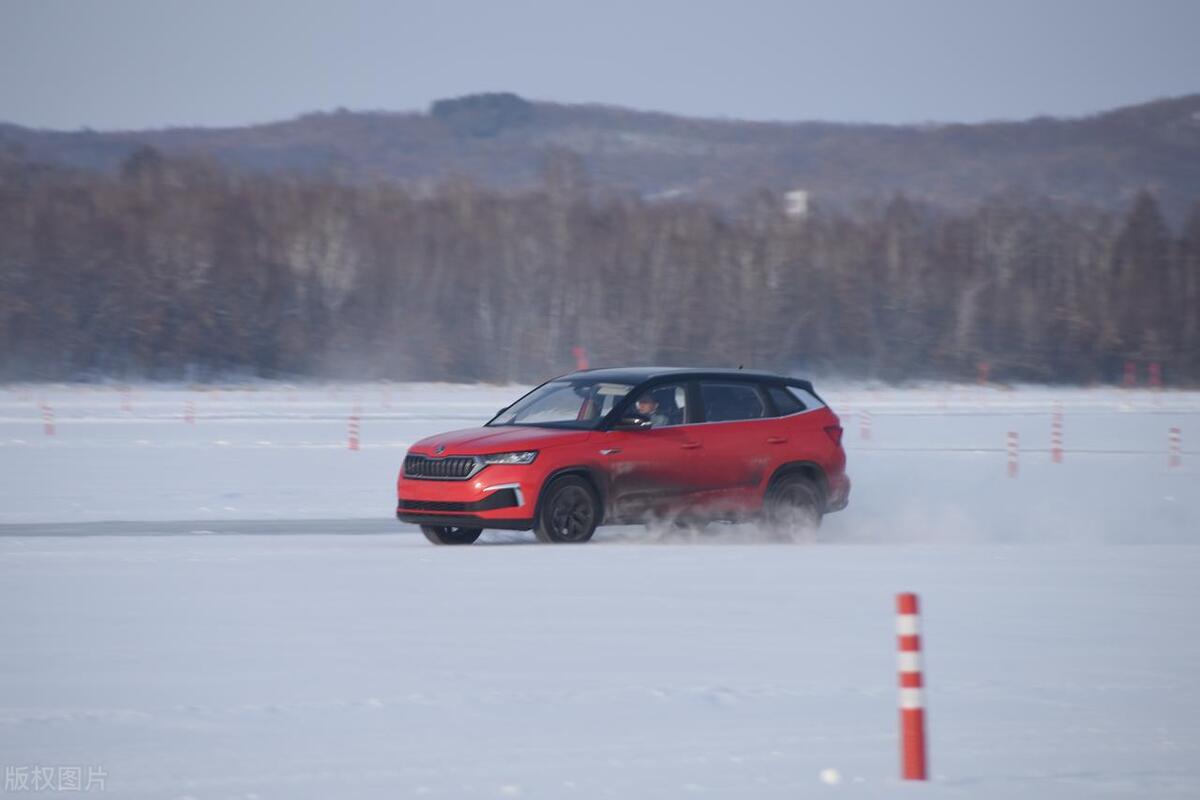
[615,413,653,430]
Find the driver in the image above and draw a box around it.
[634,392,671,428]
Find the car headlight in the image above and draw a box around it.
[481,451,538,465]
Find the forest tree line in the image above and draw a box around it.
[1,149,1198,385]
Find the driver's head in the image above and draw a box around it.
[636,395,659,415]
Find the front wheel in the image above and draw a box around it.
[421,525,482,545]
[535,477,599,543]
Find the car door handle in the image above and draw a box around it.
[681,441,702,450]
[599,448,622,456]
[767,436,789,444]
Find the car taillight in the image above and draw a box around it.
[824,425,843,446]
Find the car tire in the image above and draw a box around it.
[763,474,823,539]
[534,476,599,544]
[420,525,483,545]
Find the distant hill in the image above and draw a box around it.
[3,91,1199,220]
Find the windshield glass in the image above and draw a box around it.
[490,379,635,428]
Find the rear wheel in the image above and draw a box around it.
[421,525,483,545]
[535,477,599,543]
[763,475,823,540]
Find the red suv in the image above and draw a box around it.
[396,368,850,544]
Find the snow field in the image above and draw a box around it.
[0,382,1194,542]
[1,382,1198,798]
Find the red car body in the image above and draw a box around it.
[396,368,849,542]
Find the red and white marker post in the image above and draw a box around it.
[184,399,195,425]
[572,346,589,371]
[1169,427,1182,469]
[896,592,928,781]
[976,360,991,386]
[1007,431,1019,478]
[348,407,361,452]
[860,410,873,442]
[41,402,56,437]
[1051,405,1063,464]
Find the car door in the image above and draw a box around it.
[694,380,775,514]
[599,382,707,521]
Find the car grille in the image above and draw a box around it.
[398,489,519,513]
[399,499,472,512]
[403,454,481,480]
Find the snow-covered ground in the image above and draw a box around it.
[1,382,1195,541]
[1,382,1198,798]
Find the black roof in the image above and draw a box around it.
[555,366,806,385]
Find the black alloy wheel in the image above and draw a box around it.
[535,477,599,543]
[421,525,483,545]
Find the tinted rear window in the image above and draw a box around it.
[699,382,767,422]
[767,385,807,416]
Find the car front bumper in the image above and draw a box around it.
[396,466,539,530]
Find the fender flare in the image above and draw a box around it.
[535,466,608,526]
[766,461,828,506]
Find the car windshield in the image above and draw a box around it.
[489,379,635,429]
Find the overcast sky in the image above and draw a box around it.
[1,0,1198,131]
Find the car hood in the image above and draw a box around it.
[410,426,592,455]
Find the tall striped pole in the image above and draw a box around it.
[348,407,361,452]
[41,402,56,437]
[1051,405,1063,464]
[1007,431,1019,478]
[1123,361,1136,388]
[1149,362,1163,390]
[1169,427,1182,469]
[897,592,928,781]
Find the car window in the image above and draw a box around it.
[492,380,633,428]
[790,386,825,411]
[767,385,807,416]
[630,383,689,428]
[699,382,766,423]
